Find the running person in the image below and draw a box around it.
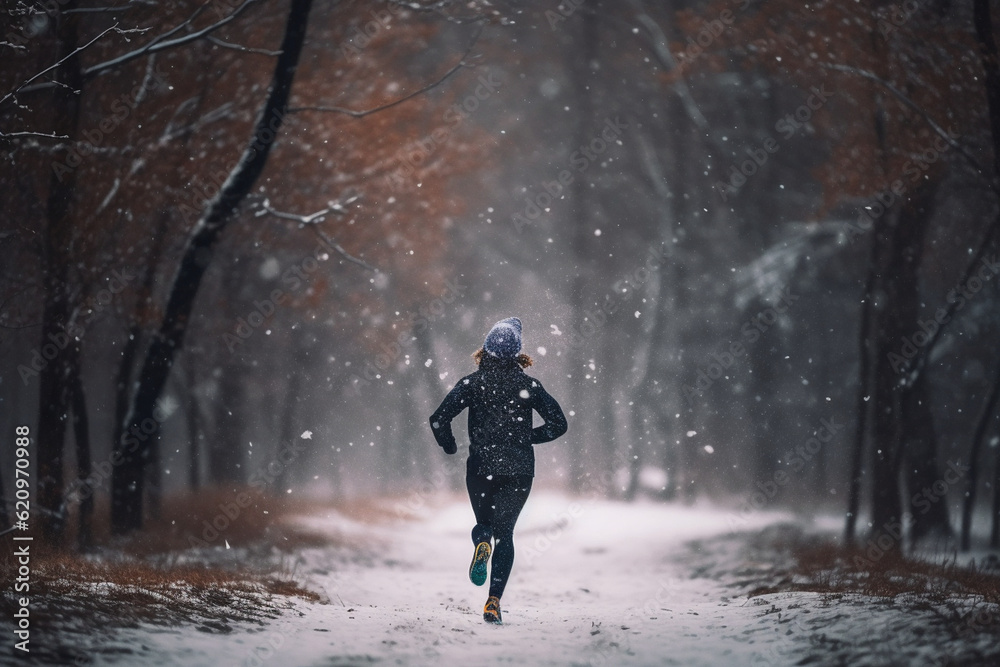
[429,317,568,624]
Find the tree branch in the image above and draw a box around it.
[256,194,378,272]
[0,24,121,110]
[12,0,262,98]
[206,35,282,56]
[65,3,154,14]
[288,20,485,118]
[903,213,1000,387]
[902,2,1000,387]
[819,62,1000,196]
[628,1,709,132]
[82,0,261,80]
[0,130,70,141]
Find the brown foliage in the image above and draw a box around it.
[1,0,494,350]
[673,1,988,211]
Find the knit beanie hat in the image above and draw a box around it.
[483,317,522,358]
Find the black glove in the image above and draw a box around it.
[442,441,457,455]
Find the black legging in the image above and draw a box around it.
[466,473,533,599]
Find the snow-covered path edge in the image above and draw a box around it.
[87,494,997,667]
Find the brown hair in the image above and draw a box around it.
[473,348,533,368]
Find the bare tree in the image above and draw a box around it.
[110,0,315,533]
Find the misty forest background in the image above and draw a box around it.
[2,0,1000,558]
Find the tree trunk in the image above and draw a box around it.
[70,371,92,550]
[397,368,424,488]
[868,213,904,551]
[992,447,1000,548]
[961,364,1000,550]
[183,353,203,490]
[973,0,1000,184]
[746,296,781,483]
[37,0,83,543]
[624,404,643,501]
[110,0,314,533]
[639,132,680,502]
[145,433,162,521]
[895,181,950,546]
[0,439,8,528]
[186,396,202,491]
[209,366,245,484]
[972,0,1000,552]
[273,366,303,493]
[845,238,877,544]
[566,10,599,494]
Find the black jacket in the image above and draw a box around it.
[429,356,568,477]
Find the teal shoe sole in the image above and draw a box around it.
[469,541,491,586]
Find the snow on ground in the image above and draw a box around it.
[75,493,996,666]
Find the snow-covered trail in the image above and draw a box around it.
[93,494,985,666]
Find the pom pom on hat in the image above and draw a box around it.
[483,317,522,358]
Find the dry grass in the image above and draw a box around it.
[743,530,1000,605]
[58,487,340,557]
[0,548,318,665]
[0,488,339,657]
[739,526,1000,642]
[783,541,1000,604]
[0,551,317,623]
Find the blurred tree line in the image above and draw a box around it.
[1,0,998,556]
